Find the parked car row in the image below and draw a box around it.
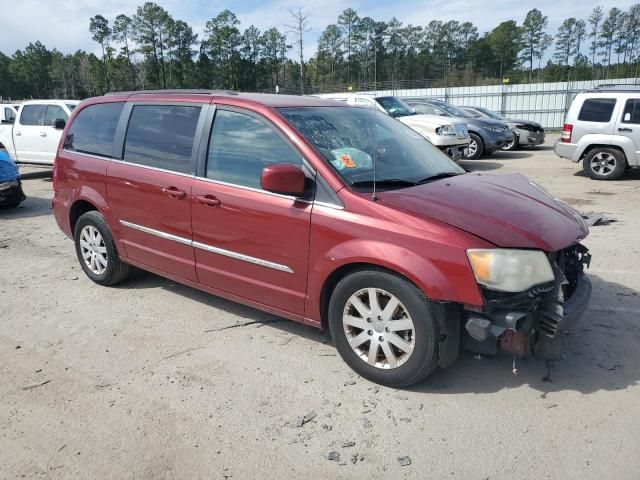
[50,90,592,387]
[318,93,546,161]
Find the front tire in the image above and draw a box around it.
[502,132,519,151]
[328,269,440,387]
[464,133,484,160]
[74,211,131,286]
[583,148,627,180]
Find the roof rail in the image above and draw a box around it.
[104,89,239,97]
[589,84,640,92]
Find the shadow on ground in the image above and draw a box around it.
[116,268,639,395]
[20,170,52,181]
[0,195,52,219]
[120,269,329,345]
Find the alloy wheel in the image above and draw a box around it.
[590,152,617,176]
[79,225,108,275]
[342,288,415,369]
[467,139,478,157]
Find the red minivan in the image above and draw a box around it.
[52,91,592,387]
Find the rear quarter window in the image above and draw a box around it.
[64,103,124,158]
[577,98,616,122]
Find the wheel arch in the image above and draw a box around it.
[69,199,99,237]
[313,240,477,328]
[580,143,629,166]
[318,260,463,369]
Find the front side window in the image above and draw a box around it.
[4,107,15,122]
[65,102,124,158]
[123,104,201,174]
[374,97,415,117]
[578,98,616,122]
[278,106,464,192]
[206,109,302,189]
[19,105,45,126]
[622,99,640,124]
[66,103,77,112]
[44,105,68,126]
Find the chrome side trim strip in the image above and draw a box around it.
[119,220,192,246]
[192,241,294,273]
[119,220,294,274]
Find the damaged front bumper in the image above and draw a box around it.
[0,179,26,207]
[462,244,592,360]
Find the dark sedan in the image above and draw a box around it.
[461,106,545,151]
[405,99,513,159]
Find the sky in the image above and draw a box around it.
[0,0,636,58]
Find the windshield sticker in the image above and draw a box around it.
[340,154,357,168]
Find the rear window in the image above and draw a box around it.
[578,98,616,122]
[123,104,201,174]
[20,105,45,126]
[622,99,640,124]
[65,102,124,158]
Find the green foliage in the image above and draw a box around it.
[2,3,640,100]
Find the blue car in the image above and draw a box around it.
[0,150,25,208]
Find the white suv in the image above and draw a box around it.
[555,85,640,180]
[319,94,470,161]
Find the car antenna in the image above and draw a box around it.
[372,102,378,202]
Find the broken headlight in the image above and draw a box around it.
[467,249,554,293]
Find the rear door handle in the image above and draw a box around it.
[162,186,187,199]
[40,132,47,137]
[618,127,633,132]
[195,194,221,207]
[15,131,21,136]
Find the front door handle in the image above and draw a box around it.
[162,186,187,199]
[195,194,221,207]
[618,127,633,132]
[40,131,47,137]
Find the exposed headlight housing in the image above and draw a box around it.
[467,249,554,292]
[436,125,456,136]
[486,126,506,133]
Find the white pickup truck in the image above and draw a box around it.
[0,100,79,166]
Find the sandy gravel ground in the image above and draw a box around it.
[1,137,639,479]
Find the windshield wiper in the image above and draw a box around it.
[351,178,418,188]
[415,172,463,184]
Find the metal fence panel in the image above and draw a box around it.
[317,77,639,128]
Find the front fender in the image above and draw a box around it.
[306,238,484,324]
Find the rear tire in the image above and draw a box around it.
[583,148,626,180]
[328,269,440,387]
[464,133,484,160]
[74,211,131,286]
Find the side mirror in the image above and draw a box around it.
[52,118,66,129]
[388,108,400,118]
[261,164,306,197]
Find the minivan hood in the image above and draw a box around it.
[376,173,588,251]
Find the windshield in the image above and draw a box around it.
[476,107,504,120]
[278,106,464,192]
[433,102,473,118]
[374,96,415,117]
